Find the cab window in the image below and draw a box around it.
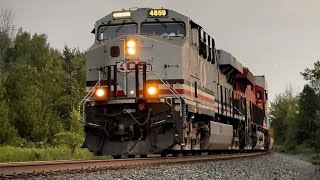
[98,23,138,40]
[141,22,186,37]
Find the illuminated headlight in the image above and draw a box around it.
[147,87,157,95]
[146,84,159,97]
[127,47,136,55]
[127,40,136,48]
[126,39,137,56]
[95,87,107,98]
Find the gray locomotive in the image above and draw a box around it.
[80,8,274,157]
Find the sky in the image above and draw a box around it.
[1,0,320,101]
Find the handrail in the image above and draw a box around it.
[151,71,184,117]
[233,104,243,117]
[79,71,103,122]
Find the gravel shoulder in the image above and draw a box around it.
[27,152,319,180]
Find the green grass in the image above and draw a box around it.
[272,144,317,154]
[294,144,316,155]
[0,146,95,163]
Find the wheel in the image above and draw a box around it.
[161,153,167,157]
[140,154,147,158]
[94,151,102,156]
[113,155,121,159]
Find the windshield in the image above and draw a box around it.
[98,23,137,40]
[141,22,186,37]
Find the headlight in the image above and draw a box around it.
[127,40,136,48]
[127,47,136,55]
[126,39,137,56]
[146,84,159,97]
[147,86,157,95]
[95,87,107,98]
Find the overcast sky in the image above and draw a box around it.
[1,0,320,101]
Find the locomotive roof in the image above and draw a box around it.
[217,49,244,74]
[255,76,268,90]
[95,8,190,27]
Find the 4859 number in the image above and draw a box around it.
[148,9,168,17]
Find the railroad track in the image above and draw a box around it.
[0,151,268,179]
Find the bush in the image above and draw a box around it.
[53,132,83,153]
[295,144,316,155]
[312,154,320,165]
[0,146,93,163]
[272,144,289,153]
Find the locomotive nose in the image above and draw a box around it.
[95,36,145,98]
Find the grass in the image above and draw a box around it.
[273,144,320,165]
[294,144,316,155]
[0,145,167,163]
[0,146,95,163]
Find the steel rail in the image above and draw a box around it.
[0,151,268,178]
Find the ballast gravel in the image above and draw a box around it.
[29,153,319,180]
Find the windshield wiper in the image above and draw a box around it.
[171,18,185,29]
[100,21,111,33]
[116,20,126,33]
[155,19,167,28]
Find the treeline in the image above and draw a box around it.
[270,61,320,152]
[0,9,85,149]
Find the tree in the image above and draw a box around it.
[268,59,320,151]
[69,109,83,136]
[0,76,17,145]
[300,61,320,151]
[314,111,320,150]
[0,10,86,148]
[3,30,66,144]
[5,64,49,142]
[0,9,17,145]
[270,88,299,148]
[296,85,319,145]
[0,9,14,69]
[59,46,85,131]
[301,61,320,93]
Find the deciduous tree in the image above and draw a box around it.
[270,88,298,148]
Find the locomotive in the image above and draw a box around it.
[80,8,274,157]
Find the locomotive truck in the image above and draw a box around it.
[80,8,274,157]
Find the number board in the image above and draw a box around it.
[112,11,132,19]
[148,9,168,17]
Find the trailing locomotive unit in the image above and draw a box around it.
[81,8,273,156]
